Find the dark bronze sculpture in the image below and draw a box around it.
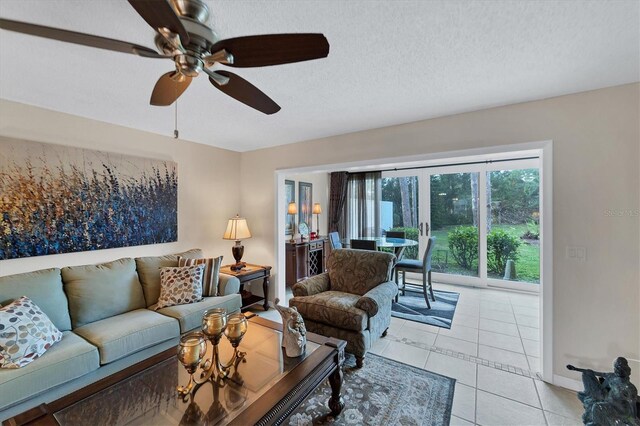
[567,357,640,425]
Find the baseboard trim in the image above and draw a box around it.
[552,374,582,391]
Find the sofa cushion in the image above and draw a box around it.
[155,294,242,333]
[0,268,72,331]
[135,249,203,307]
[327,249,395,296]
[0,296,63,368]
[156,265,204,310]
[73,309,179,365]
[0,331,99,410]
[62,258,146,328]
[289,291,368,332]
[178,255,223,297]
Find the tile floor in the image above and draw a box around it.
[248,282,584,426]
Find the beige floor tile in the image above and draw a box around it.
[456,305,481,317]
[480,300,512,313]
[450,415,475,426]
[379,340,430,368]
[477,365,540,407]
[534,380,584,420]
[452,383,476,422]
[478,345,530,370]
[518,325,540,341]
[509,293,540,308]
[435,335,478,356]
[512,304,539,317]
[403,319,442,334]
[515,313,539,328]
[479,330,525,353]
[527,355,541,373]
[439,324,479,343]
[478,318,519,337]
[396,326,437,347]
[476,391,546,426]
[522,338,540,357]
[453,313,480,329]
[480,309,516,324]
[424,351,478,387]
[545,411,582,425]
[369,337,390,355]
[388,317,406,336]
[478,291,511,303]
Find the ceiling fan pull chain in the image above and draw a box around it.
[174,95,179,139]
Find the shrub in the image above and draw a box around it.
[448,226,478,270]
[487,229,521,275]
[389,227,419,259]
[521,221,540,240]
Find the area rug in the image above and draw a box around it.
[391,290,460,329]
[288,353,455,425]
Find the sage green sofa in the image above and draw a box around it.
[0,249,242,421]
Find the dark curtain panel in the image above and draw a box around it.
[346,172,381,239]
[328,172,349,236]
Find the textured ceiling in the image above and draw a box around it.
[0,0,638,152]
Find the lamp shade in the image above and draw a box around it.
[223,215,251,241]
[287,202,298,215]
[312,203,322,214]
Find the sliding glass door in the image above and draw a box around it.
[382,158,541,291]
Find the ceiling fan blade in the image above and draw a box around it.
[209,34,329,67]
[0,18,165,58]
[208,70,281,115]
[150,72,192,106]
[128,0,190,45]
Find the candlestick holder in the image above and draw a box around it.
[177,309,248,398]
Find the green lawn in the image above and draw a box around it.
[430,224,540,283]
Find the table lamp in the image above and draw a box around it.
[312,203,322,236]
[223,215,252,271]
[288,202,297,243]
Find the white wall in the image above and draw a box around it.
[0,100,241,276]
[283,172,330,237]
[240,83,640,385]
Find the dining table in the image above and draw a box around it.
[342,236,418,258]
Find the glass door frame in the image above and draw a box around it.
[387,158,541,292]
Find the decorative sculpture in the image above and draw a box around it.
[274,298,307,357]
[567,357,640,425]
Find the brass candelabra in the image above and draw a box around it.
[177,308,248,399]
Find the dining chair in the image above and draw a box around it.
[328,232,342,249]
[384,230,406,259]
[350,239,378,251]
[394,237,436,308]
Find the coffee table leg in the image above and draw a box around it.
[263,275,270,311]
[328,348,345,416]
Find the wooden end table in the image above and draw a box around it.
[220,263,271,311]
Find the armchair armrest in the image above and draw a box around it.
[218,273,240,296]
[355,281,398,317]
[292,273,330,297]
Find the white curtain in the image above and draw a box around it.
[345,172,381,240]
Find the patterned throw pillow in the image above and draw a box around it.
[0,296,63,368]
[177,255,223,297]
[155,265,205,310]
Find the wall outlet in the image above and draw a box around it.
[566,246,586,262]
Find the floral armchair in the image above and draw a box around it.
[290,249,397,367]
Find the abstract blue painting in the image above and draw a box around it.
[0,138,178,260]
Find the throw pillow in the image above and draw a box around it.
[0,296,63,369]
[177,255,223,297]
[155,265,205,310]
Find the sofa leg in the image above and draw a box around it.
[382,328,388,338]
[356,356,364,368]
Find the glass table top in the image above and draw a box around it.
[343,236,418,248]
[54,321,320,425]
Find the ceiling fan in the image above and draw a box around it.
[0,0,330,114]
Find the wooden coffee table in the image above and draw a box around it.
[6,316,346,426]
